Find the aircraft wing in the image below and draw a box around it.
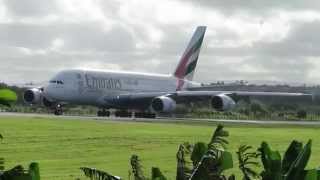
[100,90,312,111]
[167,90,311,104]
[174,90,311,100]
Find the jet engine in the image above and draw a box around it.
[23,88,42,104]
[151,96,176,112]
[211,94,236,111]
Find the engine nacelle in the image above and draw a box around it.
[23,88,42,104]
[211,94,236,111]
[151,96,176,112]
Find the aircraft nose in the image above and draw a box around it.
[42,85,50,96]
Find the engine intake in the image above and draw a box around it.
[23,88,42,104]
[151,96,176,112]
[211,94,236,111]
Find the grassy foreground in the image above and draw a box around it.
[0,116,319,179]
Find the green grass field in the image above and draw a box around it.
[0,116,319,179]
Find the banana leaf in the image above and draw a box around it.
[151,167,167,180]
[259,142,282,180]
[285,140,312,180]
[282,140,303,174]
[220,151,233,170]
[191,142,207,166]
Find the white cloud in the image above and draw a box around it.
[75,61,122,71]
[50,38,64,51]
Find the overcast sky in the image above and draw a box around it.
[1,0,320,85]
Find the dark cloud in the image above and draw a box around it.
[0,23,56,48]
[192,20,320,83]
[185,0,320,15]
[200,20,320,58]
[253,20,320,58]
[0,22,135,52]
[4,0,59,17]
[193,55,311,84]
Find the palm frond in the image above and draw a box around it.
[208,125,229,152]
[80,167,121,180]
[237,145,261,180]
[176,143,193,180]
[130,155,147,180]
[151,167,167,180]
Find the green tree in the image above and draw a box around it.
[250,102,268,117]
[296,110,307,119]
[0,89,17,107]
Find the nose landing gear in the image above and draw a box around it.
[54,104,63,115]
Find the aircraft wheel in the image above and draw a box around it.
[104,111,110,117]
[144,113,156,118]
[97,110,110,117]
[97,110,103,117]
[54,109,63,115]
[115,110,130,117]
[135,112,156,118]
[135,112,143,118]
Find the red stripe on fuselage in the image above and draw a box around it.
[176,79,185,91]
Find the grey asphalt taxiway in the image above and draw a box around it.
[1,112,320,127]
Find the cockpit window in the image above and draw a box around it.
[49,80,64,84]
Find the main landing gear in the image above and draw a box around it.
[135,112,156,118]
[114,110,156,118]
[97,109,110,117]
[96,109,156,118]
[114,110,131,117]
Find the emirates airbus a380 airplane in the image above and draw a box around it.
[23,26,310,117]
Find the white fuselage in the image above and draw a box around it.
[43,69,200,107]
